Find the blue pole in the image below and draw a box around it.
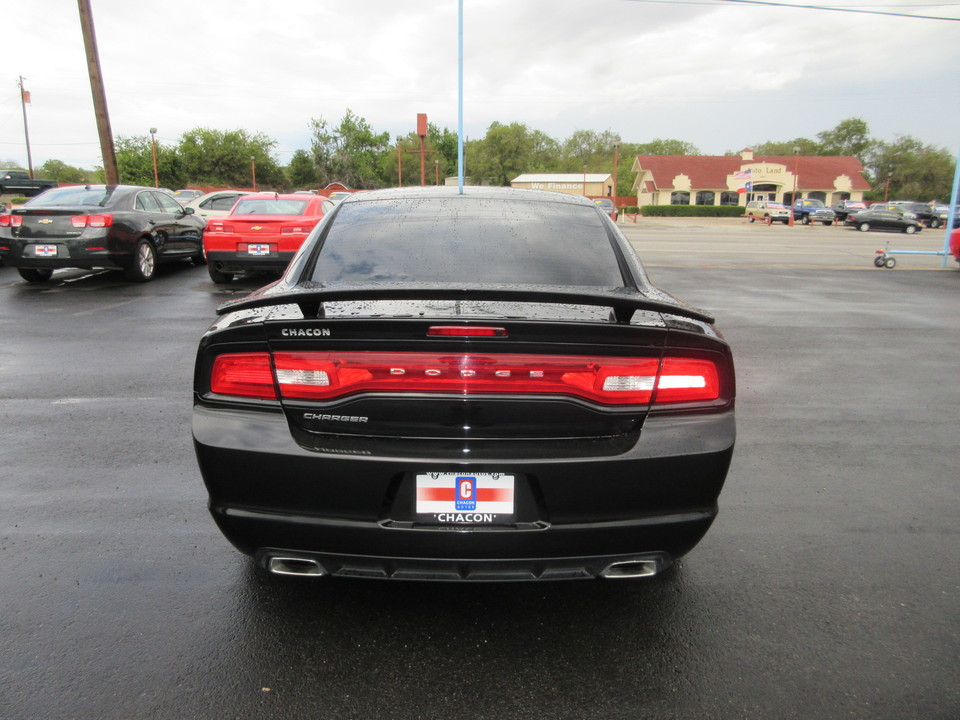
[458,0,464,194]
[941,144,960,267]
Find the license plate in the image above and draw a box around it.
[415,472,515,523]
[247,244,270,256]
[34,244,58,257]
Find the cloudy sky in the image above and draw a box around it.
[2,0,958,170]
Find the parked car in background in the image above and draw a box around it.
[203,192,335,283]
[173,189,204,204]
[897,202,946,228]
[745,200,790,224]
[0,184,205,282]
[192,186,736,581]
[792,199,836,225]
[831,200,867,222]
[184,190,253,223]
[327,191,352,202]
[0,169,58,197]
[594,197,618,220]
[847,207,923,234]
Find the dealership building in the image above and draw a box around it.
[511,173,615,198]
[631,148,871,207]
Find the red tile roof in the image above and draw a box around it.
[633,155,870,192]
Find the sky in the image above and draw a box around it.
[2,0,959,171]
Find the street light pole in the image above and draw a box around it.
[149,128,158,187]
[789,146,800,227]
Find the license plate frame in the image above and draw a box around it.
[33,244,58,257]
[415,472,516,524]
[247,244,271,256]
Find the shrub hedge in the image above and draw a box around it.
[640,205,743,218]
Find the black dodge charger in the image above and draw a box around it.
[193,187,736,581]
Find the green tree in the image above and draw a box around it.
[558,129,620,172]
[287,149,319,189]
[866,136,956,201]
[750,138,820,156]
[309,109,391,189]
[383,124,471,187]
[177,128,282,189]
[817,117,873,162]
[616,139,700,197]
[39,159,91,183]
[115,135,185,188]
[467,122,559,186]
[632,138,700,156]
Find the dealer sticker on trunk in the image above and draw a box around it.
[415,472,515,523]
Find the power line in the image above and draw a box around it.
[623,0,960,20]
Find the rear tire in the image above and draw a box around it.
[884,257,897,269]
[904,225,917,234]
[824,221,833,226]
[859,223,871,232]
[125,239,157,282]
[801,216,811,225]
[17,267,54,283]
[929,218,940,229]
[207,264,234,284]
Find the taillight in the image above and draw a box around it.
[272,352,721,406]
[280,225,309,234]
[210,353,276,399]
[654,358,720,403]
[207,222,233,234]
[71,214,113,228]
[1,214,23,227]
[208,352,724,406]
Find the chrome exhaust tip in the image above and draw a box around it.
[600,558,661,579]
[267,556,326,577]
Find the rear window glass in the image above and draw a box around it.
[232,199,309,216]
[309,196,625,287]
[25,186,111,207]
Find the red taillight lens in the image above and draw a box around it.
[1,214,23,227]
[654,358,720,403]
[210,353,276,399]
[209,352,723,406]
[207,222,233,234]
[70,214,113,228]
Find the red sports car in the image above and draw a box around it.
[203,193,336,283]
[950,226,960,266]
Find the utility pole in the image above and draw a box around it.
[77,0,118,184]
[18,76,34,178]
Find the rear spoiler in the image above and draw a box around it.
[217,285,715,325]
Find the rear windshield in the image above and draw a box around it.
[25,186,111,207]
[308,196,624,287]
[233,198,309,216]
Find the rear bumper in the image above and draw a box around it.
[0,236,126,270]
[206,250,294,274]
[194,404,735,576]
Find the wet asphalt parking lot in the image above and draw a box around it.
[1,218,958,719]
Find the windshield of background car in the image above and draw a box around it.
[233,199,310,215]
[308,196,626,287]
[801,200,826,207]
[25,186,113,207]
